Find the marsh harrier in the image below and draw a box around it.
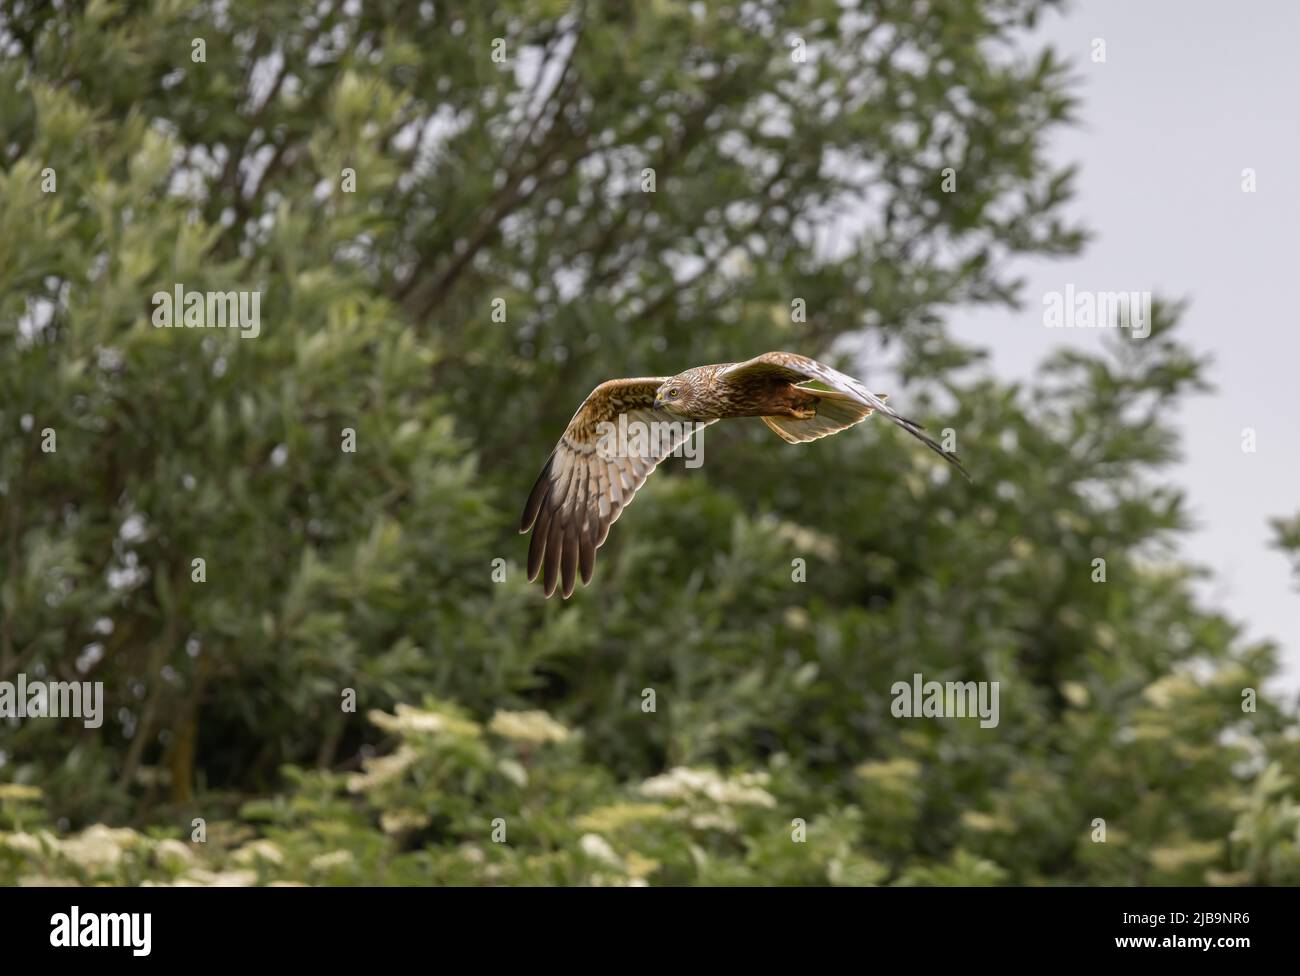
[520,352,967,597]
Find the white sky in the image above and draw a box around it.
[947,0,1300,692]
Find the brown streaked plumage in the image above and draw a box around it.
[520,351,968,598]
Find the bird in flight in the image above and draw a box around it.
[520,351,967,598]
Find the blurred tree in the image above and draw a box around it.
[0,0,1296,884]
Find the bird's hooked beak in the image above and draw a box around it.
[653,392,664,410]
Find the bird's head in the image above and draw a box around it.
[653,375,699,417]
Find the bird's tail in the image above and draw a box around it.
[879,410,970,480]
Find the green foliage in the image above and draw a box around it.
[1,0,1297,885]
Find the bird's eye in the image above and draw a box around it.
[669,388,679,398]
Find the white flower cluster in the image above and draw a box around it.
[639,766,776,808]
[489,709,571,745]
[368,704,481,738]
[1,824,141,872]
[346,744,419,793]
[0,825,241,885]
[232,839,285,866]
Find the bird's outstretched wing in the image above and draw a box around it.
[721,351,970,479]
[520,377,712,598]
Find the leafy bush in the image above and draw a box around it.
[1,0,1296,886]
